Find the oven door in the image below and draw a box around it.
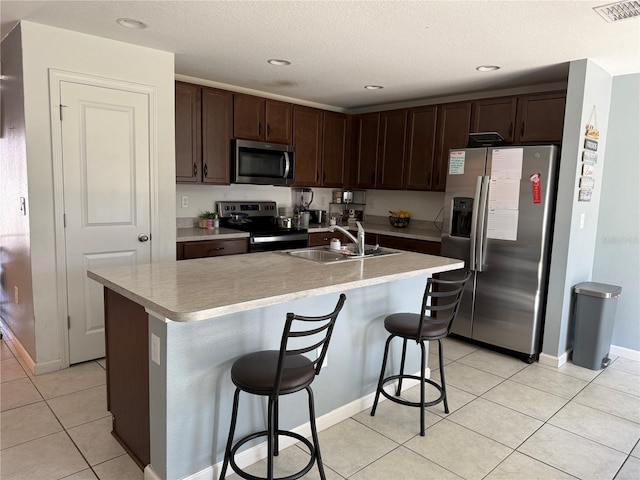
[250,232,308,252]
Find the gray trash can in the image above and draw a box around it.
[572,282,622,370]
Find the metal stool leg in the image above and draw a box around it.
[371,334,394,416]
[267,395,276,479]
[306,386,326,480]
[219,388,241,480]
[419,340,427,436]
[274,396,280,456]
[395,338,408,396]
[438,339,449,414]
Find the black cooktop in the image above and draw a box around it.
[217,201,306,236]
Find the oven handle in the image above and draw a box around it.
[251,233,308,244]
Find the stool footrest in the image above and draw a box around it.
[378,374,445,408]
[228,430,316,480]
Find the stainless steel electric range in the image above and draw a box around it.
[216,201,308,252]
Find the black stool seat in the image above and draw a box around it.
[371,272,471,436]
[231,351,315,395]
[219,294,346,480]
[384,313,449,339]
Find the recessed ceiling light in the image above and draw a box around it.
[364,85,384,90]
[267,59,291,66]
[476,65,501,72]
[594,1,640,22]
[116,18,148,29]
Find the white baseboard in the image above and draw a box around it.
[185,369,428,480]
[610,344,640,362]
[0,319,62,375]
[538,349,571,368]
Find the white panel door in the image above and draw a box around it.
[61,81,151,364]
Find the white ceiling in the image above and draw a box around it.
[2,1,639,110]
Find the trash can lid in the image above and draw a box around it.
[574,282,622,298]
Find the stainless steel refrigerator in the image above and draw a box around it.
[440,145,558,362]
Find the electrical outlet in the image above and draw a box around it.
[14,286,19,304]
[151,334,161,365]
[181,195,189,208]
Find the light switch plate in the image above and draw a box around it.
[151,334,161,365]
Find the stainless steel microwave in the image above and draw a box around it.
[232,139,295,186]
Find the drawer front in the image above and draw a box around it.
[377,234,441,255]
[180,239,248,259]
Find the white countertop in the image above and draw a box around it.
[88,250,463,322]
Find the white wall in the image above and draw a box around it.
[13,21,175,370]
[593,73,640,354]
[543,59,613,360]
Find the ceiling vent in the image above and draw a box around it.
[594,1,640,22]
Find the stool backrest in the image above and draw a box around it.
[275,294,347,393]
[417,271,472,341]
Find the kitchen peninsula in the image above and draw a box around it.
[88,250,463,480]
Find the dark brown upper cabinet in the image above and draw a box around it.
[292,105,323,186]
[293,107,348,188]
[515,92,566,143]
[353,113,381,189]
[377,109,408,190]
[175,82,201,183]
[233,93,292,144]
[175,83,233,185]
[471,96,518,143]
[405,105,438,190]
[433,101,472,192]
[321,111,348,187]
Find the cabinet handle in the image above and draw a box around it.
[521,121,525,137]
[267,124,271,138]
[203,163,208,178]
[208,247,224,253]
[508,122,513,138]
[259,122,262,136]
[193,163,198,177]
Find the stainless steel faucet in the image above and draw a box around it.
[329,221,365,256]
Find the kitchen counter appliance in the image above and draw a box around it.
[440,145,559,362]
[233,139,295,186]
[217,201,307,252]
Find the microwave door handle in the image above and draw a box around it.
[283,152,291,178]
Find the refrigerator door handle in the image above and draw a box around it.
[469,176,483,270]
[475,175,491,272]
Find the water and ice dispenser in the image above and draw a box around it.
[451,197,473,238]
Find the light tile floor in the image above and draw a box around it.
[2,336,639,479]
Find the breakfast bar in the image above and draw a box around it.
[88,250,463,480]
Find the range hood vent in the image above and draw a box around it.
[594,1,640,22]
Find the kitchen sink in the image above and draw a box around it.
[282,246,402,264]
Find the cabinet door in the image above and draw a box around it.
[354,113,380,188]
[265,100,292,144]
[377,234,441,255]
[175,82,201,183]
[471,96,517,143]
[201,87,232,184]
[433,102,472,192]
[405,105,438,190]
[292,105,323,186]
[322,112,348,187]
[515,92,566,143]
[308,231,350,247]
[378,109,408,189]
[233,93,264,141]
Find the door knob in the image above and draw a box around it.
[138,234,149,242]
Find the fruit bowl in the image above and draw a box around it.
[388,211,410,228]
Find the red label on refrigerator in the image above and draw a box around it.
[529,173,541,204]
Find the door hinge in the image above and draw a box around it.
[59,104,68,121]
[67,315,71,329]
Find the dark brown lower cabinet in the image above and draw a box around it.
[308,231,351,246]
[366,232,441,255]
[176,238,248,260]
[104,288,149,470]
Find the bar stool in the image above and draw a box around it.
[370,272,471,436]
[219,294,346,480]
